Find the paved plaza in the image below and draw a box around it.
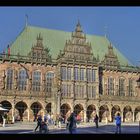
[0,121,140,134]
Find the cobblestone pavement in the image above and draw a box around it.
[0,122,140,134]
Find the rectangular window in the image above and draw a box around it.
[128,79,133,96]
[92,87,96,97]
[67,67,71,80]
[32,71,41,92]
[87,69,92,82]
[61,67,67,80]
[80,68,84,81]
[119,78,125,96]
[6,69,13,90]
[108,78,114,95]
[74,67,79,81]
[92,69,96,82]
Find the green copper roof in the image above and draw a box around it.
[10,25,131,66]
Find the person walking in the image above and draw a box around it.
[34,115,42,133]
[115,112,121,134]
[67,112,77,134]
[94,114,99,128]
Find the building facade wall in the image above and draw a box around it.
[0,59,140,123]
[0,22,140,123]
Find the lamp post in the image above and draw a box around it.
[97,95,101,118]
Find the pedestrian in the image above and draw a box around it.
[67,112,77,134]
[41,121,49,134]
[115,112,121,134]
[58,114,63,128]
[94,114,99,128]
[34,115,42,133]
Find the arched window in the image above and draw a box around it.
[45,72,54,96]
[119,78,125,96]
[18,69,27,91]
[6,69,13,90]
[32,71,41,92]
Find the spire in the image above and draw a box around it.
[37,33,43,40]
[108,42,114,56]
[75,20,82,32]
[109,42,113,49]
[25,14,28,27]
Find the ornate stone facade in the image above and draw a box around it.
[0,22,140,123]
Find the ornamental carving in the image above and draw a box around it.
[28,33,52,62]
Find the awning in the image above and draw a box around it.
[0,104,8,111]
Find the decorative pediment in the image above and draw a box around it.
[102,43,120,68]
[58,21,96,62]
[28,33,51,62]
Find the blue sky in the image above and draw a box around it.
[0,7,140,66]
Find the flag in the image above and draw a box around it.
[7,45,10,57]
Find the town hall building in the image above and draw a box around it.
[0,21,140,123]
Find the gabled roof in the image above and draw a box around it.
[9,25,131,66]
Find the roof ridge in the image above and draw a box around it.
[27,25,106,38]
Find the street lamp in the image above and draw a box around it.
[97,94,101,118]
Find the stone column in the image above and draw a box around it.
[56,91,61,115]
[132,111,135,122]
[96,108,99,116]
[109,108,112,122]
[27,108,30,121]
[83,110,87,123]
[12,107,15,123]
[121,110,124,122]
